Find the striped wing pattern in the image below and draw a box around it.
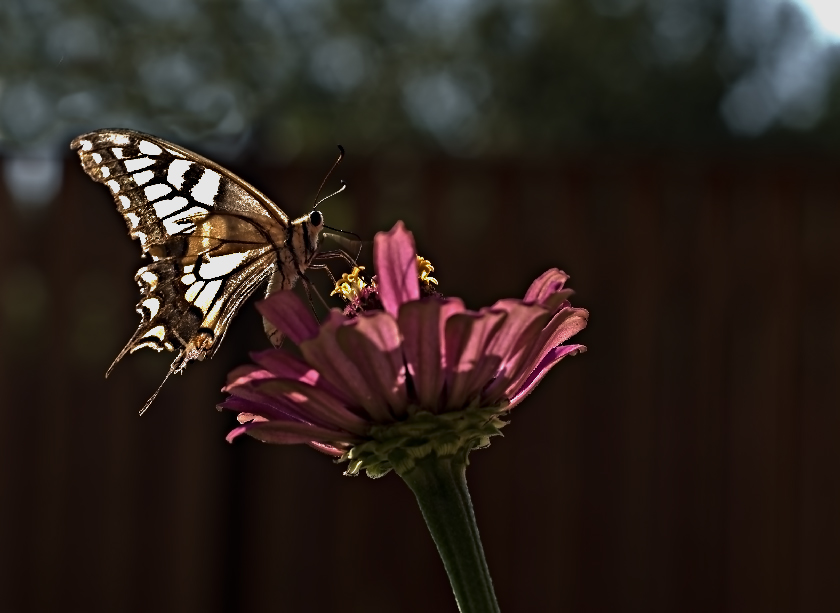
[71,129,292,412]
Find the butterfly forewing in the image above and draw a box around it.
[71,129,326,412]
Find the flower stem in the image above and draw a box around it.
[396,451,501,613]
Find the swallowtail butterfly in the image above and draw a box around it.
[71,129,342,414]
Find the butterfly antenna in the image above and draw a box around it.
[315,180,347,209]
[312,145,345,210]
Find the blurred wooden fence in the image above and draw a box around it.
[0,151,838,612]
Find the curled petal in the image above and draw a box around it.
[336,311,409,418]
[505,307,589,399]
[255,379,371,435]
[374,221,420,317]
[300,311,393,423]
[524,269,575,313]
[227,420,360,445]
[524,269,569,304]
[479,300,553,405]
[444,310,507,409]
[256,290,321,345]
[507,344,587,410]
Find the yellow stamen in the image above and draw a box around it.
[417,256,438,285]
[331,266,367,301]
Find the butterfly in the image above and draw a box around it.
[71,129,347,414]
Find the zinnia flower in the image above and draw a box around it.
[221,221,588,474]
[220,220,588,612]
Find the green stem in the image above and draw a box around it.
[396,451,501,613]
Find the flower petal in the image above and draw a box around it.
[255,379,371,435]
[256,290,321,345]
[224,364,272,387]
[220,381,317,424]
[306,441,347,457]
[336,311,409,417]
[399,297,465,409]
[507,344,586,409]
[300,311,393,423]
[374,221,420,317]
[227,420,359,445]
[250,347,354,405]
[444,309,508,409]
[478,300,553,405]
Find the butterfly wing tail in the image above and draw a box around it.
[138,351,192,416]
[106,329,146,378]
[138,363,176,416]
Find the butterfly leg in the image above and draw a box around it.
[300,272,331,313]
[306,262,338,287]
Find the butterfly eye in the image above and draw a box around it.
[309,210,323,226]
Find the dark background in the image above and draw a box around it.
[1,1,840,611]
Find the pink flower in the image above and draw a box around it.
[220,221,588,475]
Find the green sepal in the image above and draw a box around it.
[340,405,508,477]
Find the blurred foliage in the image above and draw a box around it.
[0,0,838,159]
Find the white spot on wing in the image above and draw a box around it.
[205,291,226,324]
[141,298,160,318]
[112,134,130,145]
[80,140,92,151]
[92,153,102,163]
[119,195,130,209]
[145,184,172,202]
[194,279,223,314]
[183,264,194,274]
[185,280,205,302]
[141,325,166,340]
[166,148,186,158]
[139,140,163,156]
[112,148,124,159]
[126,213,140,228]
[140,271,158,285]
[124,157,155,172]
[152,196,188,218]
[163,206,206,234]
[133,170,154,186]
[107,180,120,193]
[167,159,192,190]
[191,169,221,205]
[136,231,147,245]
[101,166,110,177]
[181,273,197,285]
[198,251,249,279]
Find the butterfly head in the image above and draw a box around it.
[309,209,323,228]
[288,209,327,265]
